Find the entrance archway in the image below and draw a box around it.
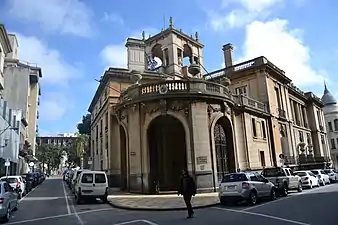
[213,117,235,181]
[148,115,187,193]
[120,125,127,190]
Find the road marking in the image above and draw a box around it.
[19,186,38,203]
[113,220,159,225]
[213,207,310,225]
[62,180,71,215]
[243,184,334,211]
[7,207,116,224]
[66,187,84,225]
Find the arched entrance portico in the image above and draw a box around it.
[147,115,187,193]
[213,117,235,181]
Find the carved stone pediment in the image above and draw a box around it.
[170,101,189,116]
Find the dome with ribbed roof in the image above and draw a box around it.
[321,83,337,106]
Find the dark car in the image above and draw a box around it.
[21,174,34,192]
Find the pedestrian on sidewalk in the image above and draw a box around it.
[177,169,197,219]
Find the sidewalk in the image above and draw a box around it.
[107,192,220,211]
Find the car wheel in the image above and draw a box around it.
[248,191,257,205]
[13,201,19,211]
[76,193,82,205]
[281,184,288,197]
[101,194,108,203]
[297,182,303,192]
[2,207,10,222]
[270,188,276,201]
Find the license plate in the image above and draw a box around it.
[227,186,236,190]
[82,190,93,193]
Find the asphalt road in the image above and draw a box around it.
[7,177,338,225]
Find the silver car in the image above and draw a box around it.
[0,181,19,222]
[218,172,276,205]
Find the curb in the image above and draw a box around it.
[107,201,221,211]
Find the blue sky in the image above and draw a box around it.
[0,0,337,135]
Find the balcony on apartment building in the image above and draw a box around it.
[283,154,330,167]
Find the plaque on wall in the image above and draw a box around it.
[197,156,207,165]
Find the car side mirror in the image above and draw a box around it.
[264,178,269,183]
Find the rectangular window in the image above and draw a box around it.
[235,86,247,96]
[299,131,304,142]
[261,121,267,138]
[252,118,257,137]
[260,151,266,167]
[81,174,93,183]
[331,139,336,149]
[328,122,333,132]
[334,120,338,131]
[95,174,107,184]
[306,133,312,144]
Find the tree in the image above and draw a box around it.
[35,144,64,172]
[77,114,91,135]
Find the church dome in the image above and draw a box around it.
[321,83,337,106]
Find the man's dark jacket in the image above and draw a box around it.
[178,175,197,196]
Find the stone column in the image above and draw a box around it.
[190,102,214,192]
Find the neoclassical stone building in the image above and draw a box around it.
[88,20,330,193]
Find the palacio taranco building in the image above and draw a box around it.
[88,18,331,194]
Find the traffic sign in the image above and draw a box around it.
[5,161,10,167]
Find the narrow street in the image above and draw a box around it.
[7,177,338,225]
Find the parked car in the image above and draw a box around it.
[74,170,109,204]
[294,171,319,189]
[0,176,26,199]
[0,181,19,222]
[218,172,276,206]
[261,167,302,196]
[311,169,330,185]
[20,173,34,193]
[71,169,91,194]
[323,169,338,182]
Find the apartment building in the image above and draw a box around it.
[0,24,12,92]
[207,48,330,170]
[3,34,42,157]
[321,84,338,169]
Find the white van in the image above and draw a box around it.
[74,171,109,204]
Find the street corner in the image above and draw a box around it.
[107,193,220,211]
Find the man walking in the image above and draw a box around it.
[178,169,197,218]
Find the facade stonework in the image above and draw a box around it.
[88,21,331,193]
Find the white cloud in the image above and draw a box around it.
[238,19,324,86]
[39,92,73,121]
[208,0,283,30]
[6,0,93,37]
[100,27,159,69]
[102,12,124,25]
[100,45,127,69]
[15,33,83,86]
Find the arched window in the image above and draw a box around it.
[334,119,338,131]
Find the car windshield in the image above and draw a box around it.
[1,178,18,183]
[262,168,283,177]
[295,172,307,177]
[222,174,248,183]
[311,170,319,175]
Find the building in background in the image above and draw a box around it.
[36,134,78,170]
[3,34,42,158]
[321,83,338,169]
[0,24,12,93]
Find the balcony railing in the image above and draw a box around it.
[119,79,232,103]
[283,154,330,166]
[233,95,269,113]
[278,108,286,119]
